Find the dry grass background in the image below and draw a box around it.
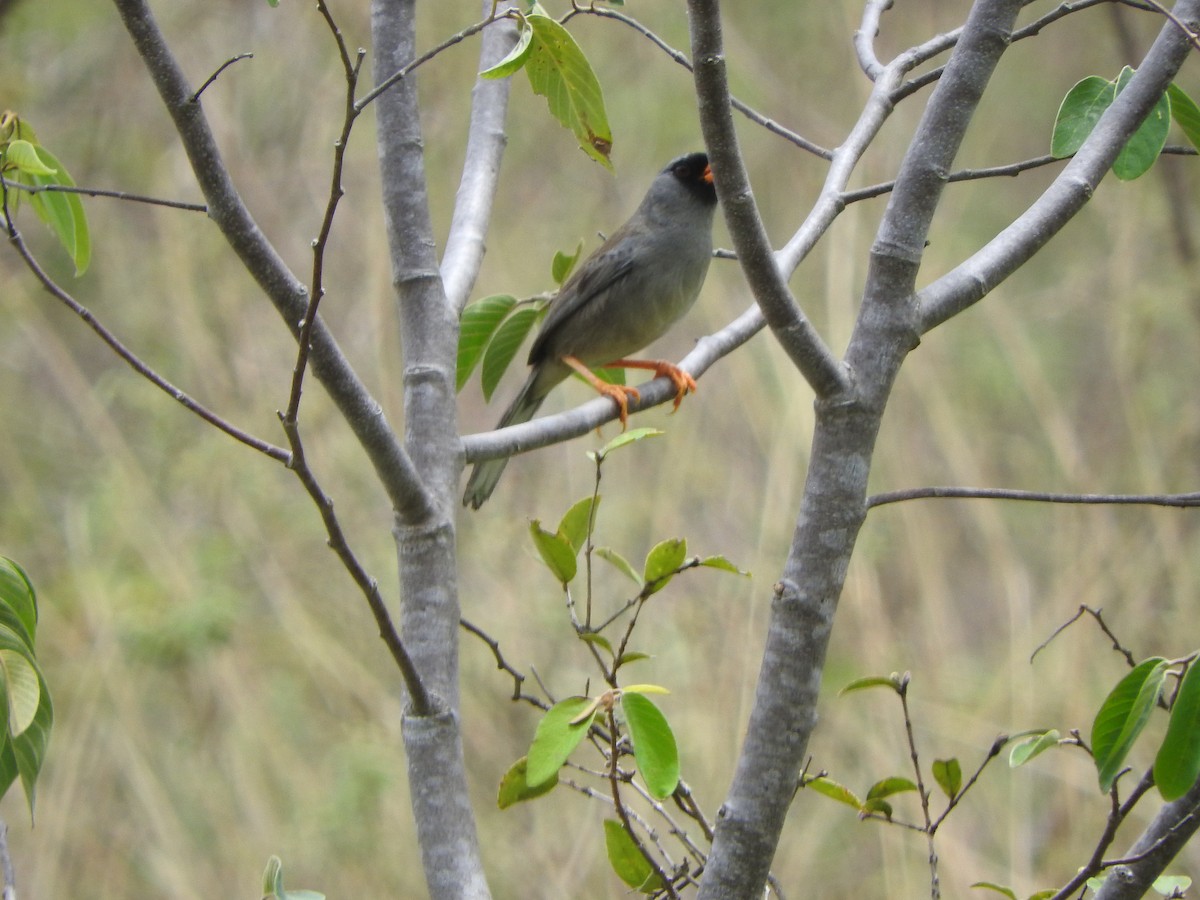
[1,1,1199,897]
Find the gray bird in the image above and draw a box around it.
[463,151,718,509]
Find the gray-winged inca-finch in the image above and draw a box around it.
[463,152,718,509]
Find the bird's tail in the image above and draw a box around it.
[462,374,545,509]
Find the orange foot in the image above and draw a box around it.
[607,358,697,412]
[562,355,642,429]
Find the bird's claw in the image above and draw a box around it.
[596,383,641,429]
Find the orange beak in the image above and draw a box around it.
[703,164,714,184]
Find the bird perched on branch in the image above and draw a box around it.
[463,151,718,509]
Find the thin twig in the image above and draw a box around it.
[3,188,290,463]
[867,485,1200,510]
[190,52,253,102]
[459,617,548,709]
[357,10,506,112]
[278,413,431,715]
[1031,605,1139,667]
[0,177,207,212]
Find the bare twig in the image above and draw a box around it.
[3,189,290,463]
[867,485,1200,510]
[279,413,431,715]
[190,52,253,102]
[458,617,548,709]
[0,176,207,212]
[1031,605,1139,667]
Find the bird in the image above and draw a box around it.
[463,151,718,509]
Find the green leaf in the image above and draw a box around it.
[603,819,662,892]
[1153,875,1192,895]
[0,558,38,648]
[1009,730,1060,768]
[480,306,541,402]
[584,365,626,388]
[621,683,670,696]
[617,651,651,665]
[865,776,918,800]
[260,855,325,900]
[23,144,90,275]
[642,538,686,594]
[578,632,613,655]
[805,775,864,811]
[862,797,893,819]
[1051,75,1115,158]
[1113,67,1170,181]
[0,650,39,737]
[11,672,51,820]
[1091,657,1168,793]
[457,294,518,392]
[1027,892,1058,900]
[497,756,559,808]
[522,12,613,168]
[590,427,663,462]
[1156,659,1200,800]
[526,696,595,787]
[932,758,962,799]
[839,674,905,696]
[595,547,642,587]
[529,520,577,586]
[479,12,535,79]
[622,692,679,799]
[557,495,598,554]
[3,140,56,176]
[551,240,583,285]
[969,884,1018,900]
[698,555,750,576]
[1167,82,1200,151]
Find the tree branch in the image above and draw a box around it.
[440,3,520,314]
[109,0,436,525]
[688,0,850,400]
[919,0,1200,331]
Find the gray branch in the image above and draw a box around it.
[109,0,435,525]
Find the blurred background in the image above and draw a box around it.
[2,1,1198,896]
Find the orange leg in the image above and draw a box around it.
[606,358,697,412]
[563,356,642,429]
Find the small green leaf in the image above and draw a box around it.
[1051,75,1115,158]
[527,696,595,787]
[0,650,39,737]
[839,674,905,697]
[642,538,686,593]
[932,758,962,799]
[23,144,90,275]
[603,819,661,892]
[1092,657,1168,793]
[805,775,864,810]
[457,294,518,392]
[698,555,750,576]
[578,632,613,655]
[621,684,670,696]
[1027,891,1058,900]
[595,547,642,587]
[1167,82,1200,150]
[1009,730,1060,768]
[1086,877,1107,893]
[3,140,56,176]
[1113,67,1170,181]
[617,651,651,666]
[479,12,534,79]
[1155,659,1200,800]
[0,558,38,649]
[622,692,679,799]
[529,520,577,586]
[497,756,559,808]
[592,427,663,461]
[522,12,613,168]
[551,240,583,285]
[1153,875,1192,895]
[481,306,542,402]
[969,884,1018,900]
[260,855,326,900]
[865,776,918,800]
[557,495,598,554]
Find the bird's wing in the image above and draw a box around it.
[528,239,637,365]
